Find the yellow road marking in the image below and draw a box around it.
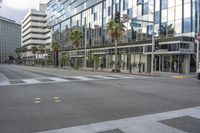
[172,76,185,79]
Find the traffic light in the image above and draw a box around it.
[115,12,120,23]
[155,39,160,50]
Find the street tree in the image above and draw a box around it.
[39,44,46,66]
[51,41,60,67]
[21,46,28,64]
[31,46,38,65]
[106,18,126,72]
[68,29,84,69]
[59,53,70,67]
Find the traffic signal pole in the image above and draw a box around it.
[151,24,155,75]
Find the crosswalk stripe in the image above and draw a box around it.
[23,79,41,84]
[0,81,10,86]
[72,76,94,80]
[91,75,115,79]
[0,75,152,86]
[49,77,69,82]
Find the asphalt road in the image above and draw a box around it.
[0,65,200,133]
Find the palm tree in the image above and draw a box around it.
[39,44,46,66]
[21,46,28,64]
[59,53,70,67]
[51,41,60,67]
[31,46,38,65]
[106,19,126,71]
[15,47,21,57]
[159,24,175,37]
[15,47,22,64]
[68,29,84,69]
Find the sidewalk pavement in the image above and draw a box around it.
[63,66,196,78]
[16,64,197,79]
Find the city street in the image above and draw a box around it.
[0,65,200,133]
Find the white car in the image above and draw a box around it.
[197,68,200,79]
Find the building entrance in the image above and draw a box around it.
[155,55,185,73]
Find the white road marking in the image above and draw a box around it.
[0,81,10,86]
[49,77,69,82]
[37,106,200,133]
[23,79,41,84]
[0,75,153,86]
[0,72,9,81]
[72,76,94,80]
[91,75,116,79]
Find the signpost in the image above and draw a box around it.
[123,14,129,22]
[130,22,141,27]
[195,33,200,70]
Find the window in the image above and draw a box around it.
[142,3,148,15]
[183,17,191,33]
[154,11,160,24]
[161,0,168,10]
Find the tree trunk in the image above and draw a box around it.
[114,39,118,70]
[75,48,78,69]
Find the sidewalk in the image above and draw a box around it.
[17,64,197,79]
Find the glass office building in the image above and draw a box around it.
[47,0,200,73]
[0,16,21,64]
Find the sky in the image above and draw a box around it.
[0,0,49,24]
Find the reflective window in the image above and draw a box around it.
[183,17,191,33]
[161,0,168,10]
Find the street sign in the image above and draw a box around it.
[123,14,129,22]
[195,33,200,41]
[130,22,141,27]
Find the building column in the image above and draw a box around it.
[184,54,190,74]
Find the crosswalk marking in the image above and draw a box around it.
[72,76,94,81]
[49,77,69,82]
[0,75,153,87]
[23,79,41,84]
[37,106,200,133]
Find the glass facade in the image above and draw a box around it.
[47,0,199,49]
[47,0,200,73]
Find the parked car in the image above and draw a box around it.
[197,68,200,79]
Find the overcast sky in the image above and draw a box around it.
[0,0,49,24]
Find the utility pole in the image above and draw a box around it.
[137,1,155,75]
[0,0,2,64]
[84,25,87,69]
[196,1,200,71]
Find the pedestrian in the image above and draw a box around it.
[100,63,103,70]
[129,63,132,73]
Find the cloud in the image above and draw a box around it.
[0,0,50,24]
[3,0,49,10]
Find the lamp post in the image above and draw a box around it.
[84,25,87,69]
[137,1,155,75]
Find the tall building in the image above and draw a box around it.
[22,4,51,58]
[0,16,21,64]
[47,0,200,74]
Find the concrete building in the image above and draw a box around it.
[47,0,200,74]
[22,4,51,59]
[0,16,21,64]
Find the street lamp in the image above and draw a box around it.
[137,1,155,75]
[84,25,87,69]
